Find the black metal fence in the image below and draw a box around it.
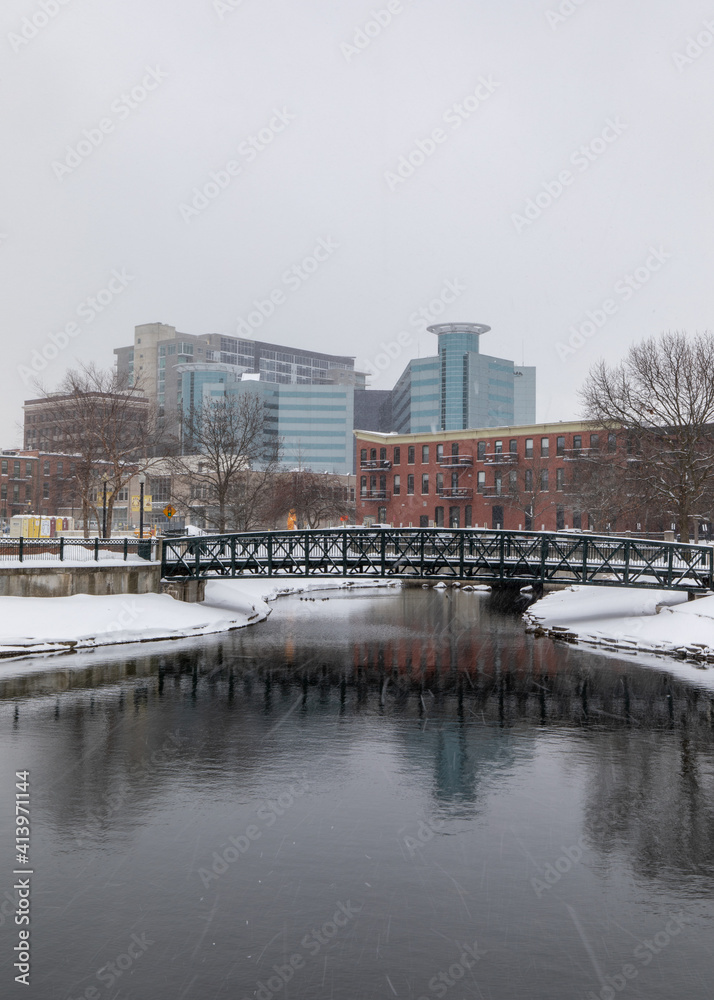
[0,537,155,563]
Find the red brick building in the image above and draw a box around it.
[0,451,86,523]
[355,422,611,531]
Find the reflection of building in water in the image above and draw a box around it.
[393,722,524,815]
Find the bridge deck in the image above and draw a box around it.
[161,529,714,592]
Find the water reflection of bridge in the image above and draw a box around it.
[3,633,714,893]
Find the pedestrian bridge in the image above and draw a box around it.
[161,528,714,592]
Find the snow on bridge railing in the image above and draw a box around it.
[0,536,156,564]
[160,528,714,590]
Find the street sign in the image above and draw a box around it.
[163,504,177,518]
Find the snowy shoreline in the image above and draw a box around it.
[0,578,401,661]
[524,585,714,665]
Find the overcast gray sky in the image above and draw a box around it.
[2,0,713,444]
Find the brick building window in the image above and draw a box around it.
[540,470,549,491]
[525,438,533,458]
[421,445,429,463]
[436,444,444,461]
[360,449,367,463]
[421,474,429,494]
[434,506,444,527]
[43,484,49,500]
[407,475,414,495]
[407,446,415,464]
[556,468,564,491]
[1,460,6,475]
[556,436,565,456]
[525,469,533,492]
[590,433,599,449]
[43,460,50,475]
[607,432,617,452]
[540,438,549,458]
[477,471,485,493]
[509,439,518,454]
[393,475,401,496]
[393,447,400,465]
[477,441,486,460]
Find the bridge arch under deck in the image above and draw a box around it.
[161,529,714,593]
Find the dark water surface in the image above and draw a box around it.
[0,585,713,1000]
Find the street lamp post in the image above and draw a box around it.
[139,475,146,539]
[101,475,108,539]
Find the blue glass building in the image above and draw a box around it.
[178,363,354,474]
[390,323,535,433]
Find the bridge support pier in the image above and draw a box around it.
[161,579,206,603]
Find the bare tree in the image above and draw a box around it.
[169,391,281,533]
[268,470,353,528]
[502,454,563,529]
[36,364,160,537]
[580,332,714,539]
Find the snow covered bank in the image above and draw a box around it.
[524,585,714,663]
[0,590,270,659]
[0,577,402,661]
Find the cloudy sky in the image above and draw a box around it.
[2,0,713,444]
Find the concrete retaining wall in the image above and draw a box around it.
[0,564,162,598]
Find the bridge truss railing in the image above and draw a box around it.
[161,528,714,591]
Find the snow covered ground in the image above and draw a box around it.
[525,585,714,664]
[0,577,400,660]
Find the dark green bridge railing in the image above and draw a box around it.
[161,528,714,591]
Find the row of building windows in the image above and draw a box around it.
[360,468,568,496]
[360,432,616,467]
[2,459,74,477]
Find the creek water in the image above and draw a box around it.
[0,585,712,999]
